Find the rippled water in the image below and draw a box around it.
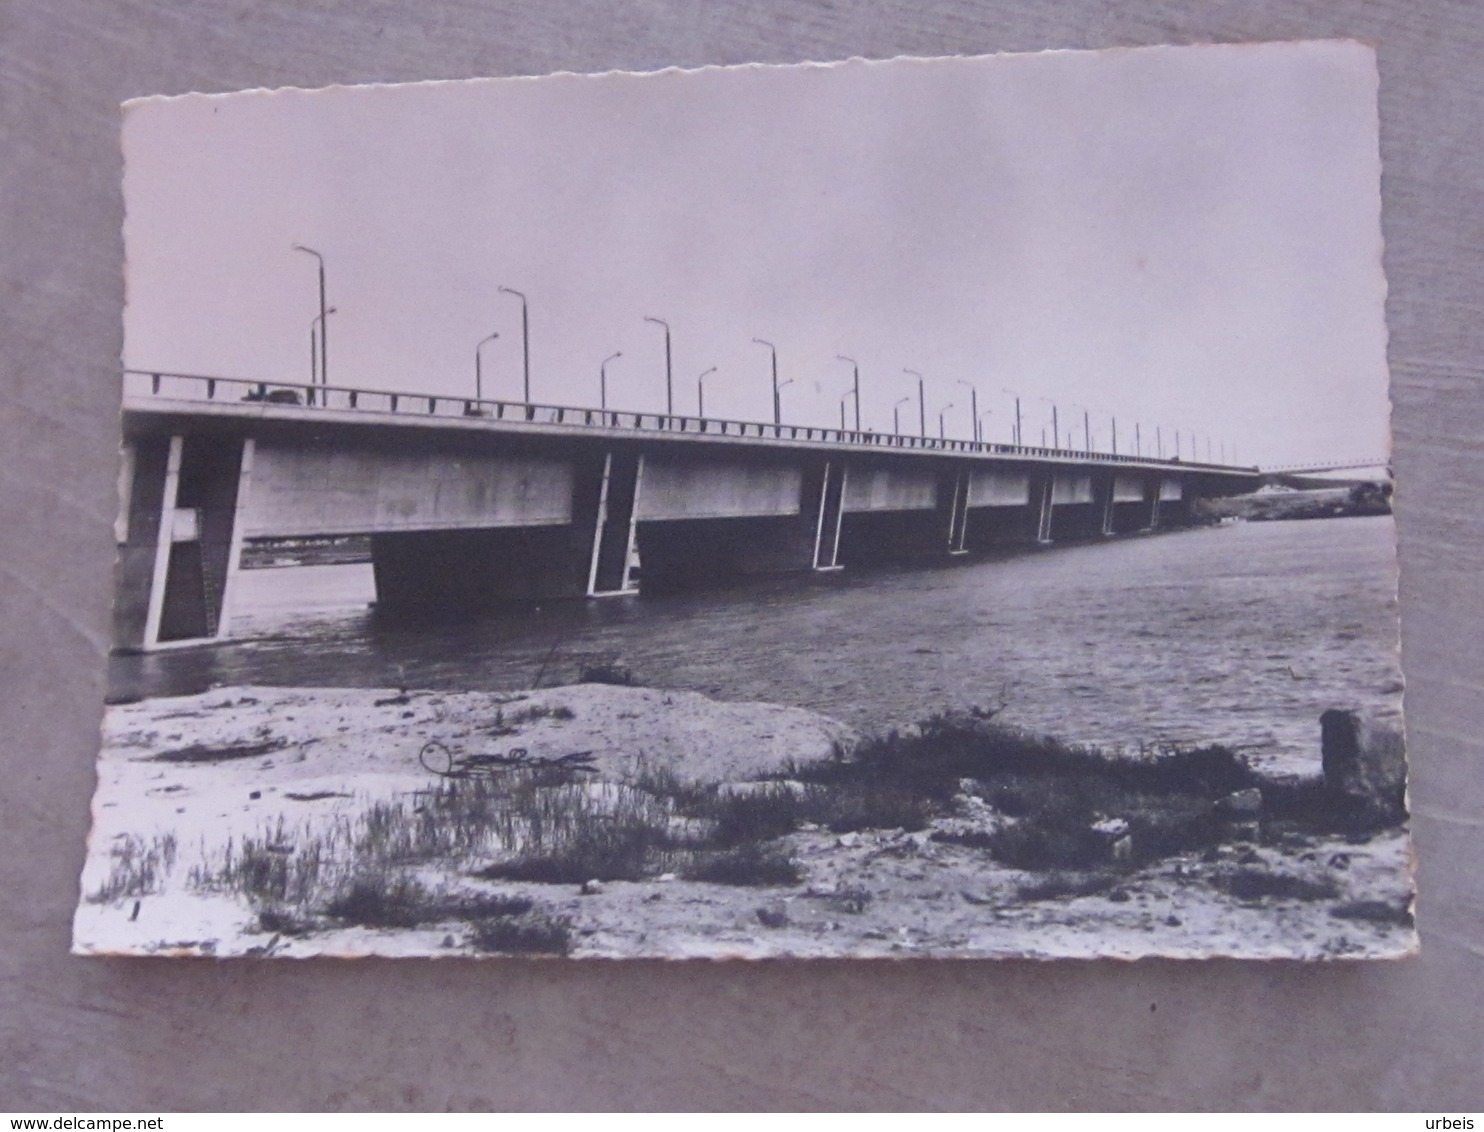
[110,516,1403,776]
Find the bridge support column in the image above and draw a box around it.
[370,522,587,616]
[1035,474,1055,544]
[214,438,255,637]
[114,433,249,651]
[1098,472,1116,537]
[812,460,846,571]
[587,452,643,596]
[630,457,831,592]
[1145,477,1162,531]
[945,469,970,554]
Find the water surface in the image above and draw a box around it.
[110,516,1403,776]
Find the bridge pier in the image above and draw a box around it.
[369,524,587,616]
[587,451,643,595]
[811,460,846,571]
[1035,473,1055,543]
[945,469,970,554]
[114,434,250,650]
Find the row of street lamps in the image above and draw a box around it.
[292,247,1234,461]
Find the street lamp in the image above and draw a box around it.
[696,366,716,417]
[643,316,673,415]
[498,286,530,403]
[474,331,499,403]
[938,402,955,440]
[1038,398,1061,449]
[956,379,979,442]
[752,338,781,425]
[904,369,926,438]
[600,351,621,411]
[293,244,328,398]
[893,396,910,436]
[835,355,861,432]
[1001,388,1023,447]
[979,409,995,445]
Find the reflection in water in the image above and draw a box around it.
[111,517,1402,776]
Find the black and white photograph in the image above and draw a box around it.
[75,40,1413,960]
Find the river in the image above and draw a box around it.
[109,516,1403,777]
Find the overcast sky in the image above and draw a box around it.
[122,41,1389,468]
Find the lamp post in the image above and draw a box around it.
[1038,398,1061,449]
[904,369,926,438]
[938,402,955,440]
[839,393,852,432]
[293,244,327,399]
[1135,422,1142,457]
[1156,426,1164,459]
[956,379,979,442]
[643,316,672,415]
[1002,388,1023,447]
[696,366,716,417]
[835,355,861,432]
[893,396,910,436]
[980,409,995,445]
[498,286,529,403]
[474,330,499,403]
[753,338,781,425]
[600,352,621,411]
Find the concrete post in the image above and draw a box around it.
[947,469,970,554]
[620,455,645,592]
[1036,474,1055,544]
[586,452,614,596]
[214,438,256,638]
[142,435,184,649]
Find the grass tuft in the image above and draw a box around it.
[89,833,178,902]
[1016,872,1119,901]
[1216,869,1339,902]
[469,911,574,955]
[683,844,803,887]
[576,661,635,686]
[1330,899,1413,928]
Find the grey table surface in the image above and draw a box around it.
[2,0,1481,1112]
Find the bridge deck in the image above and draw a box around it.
[122,369,1255,476]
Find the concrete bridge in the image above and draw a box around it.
[114,370,1263,651]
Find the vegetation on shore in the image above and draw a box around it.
[1194,482,1391,524]
[91,701,1410,955]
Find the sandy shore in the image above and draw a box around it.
[75,683,1416,960]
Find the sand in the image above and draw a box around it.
[74,683,1416,960]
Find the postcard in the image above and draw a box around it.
[78,41,1412,959]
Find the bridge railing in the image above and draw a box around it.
[122,369,1254,472]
